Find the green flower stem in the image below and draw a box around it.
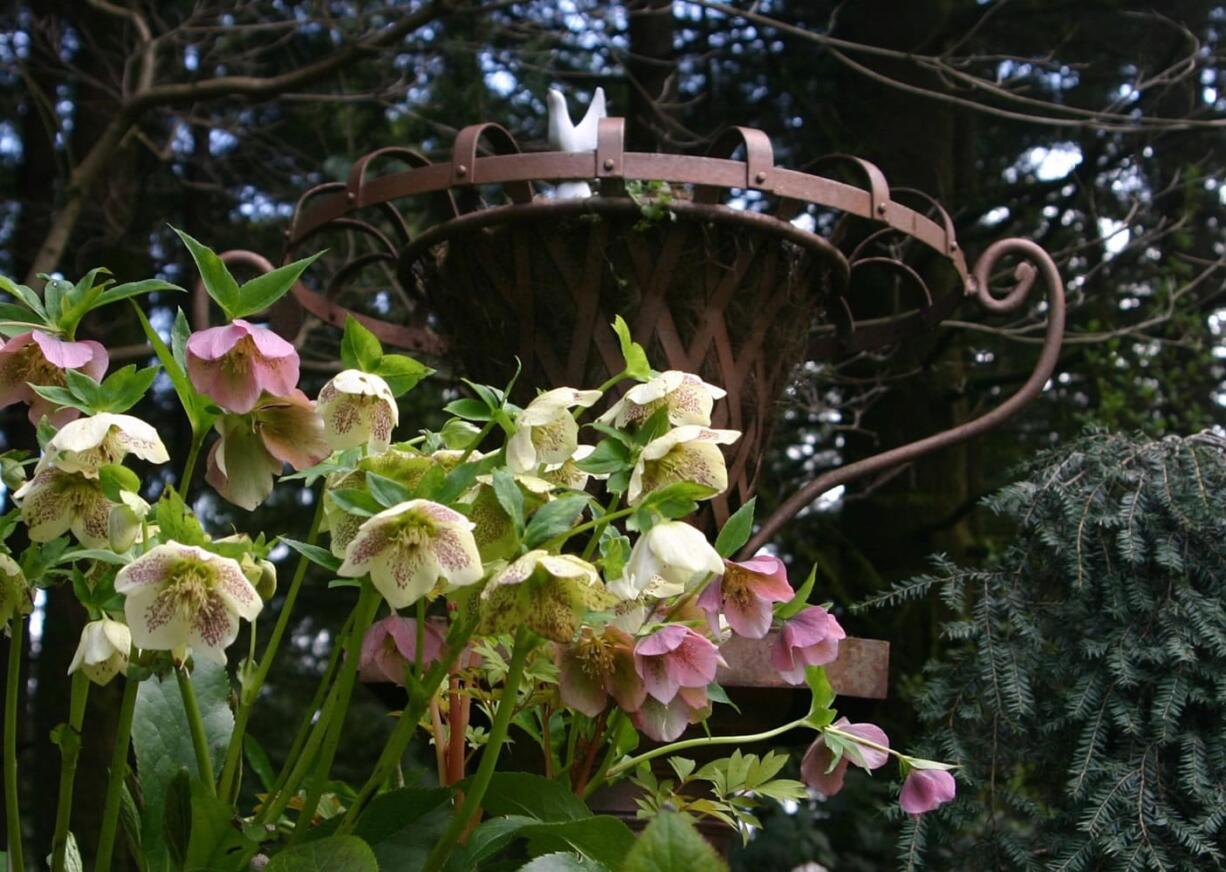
[422,626,536,872]
[336,610,479,834]
[604,716,810,781]
[289,584,381,841]
[459,418,497,464]
[218,495,326,800]
[94,669,139,872]
[4,620,26,872]
[824,723,900,761]
[594,369,630,397]
[579,494,621,562]
[255,675,346,827]
[177,429,206,498]
[176,665,217,795]
[544,505,638,552]
[50,670,91,872]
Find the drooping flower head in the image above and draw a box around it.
[186,319,299,414]
[556,626,646,717]
[697,554,794,640]
[318,369,399,454]
[68,619,131,685]
[0,554,32,632]
[598,371,726,429]
[507,387,601,473]
[610,521,724,601]
[205,390,328,510]
[771,605,846,684]
[899,766,957,815]
[800,717,891,798]
[359,614,445,684]
[114,542,263,664]
[15,468,116,548]
[339,500,483,609]
[633,624,725,704]
[632,687,711,743]
[628,425,740,505]
[38,412,169,476]
[479,550,610,643]
[0,330,107,426]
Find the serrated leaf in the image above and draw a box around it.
[29,384,93,415]
[611,315,651,381]
[0,274,47,319]
[340,315,383,371]
[64,368,105,407]
[776,564,817,620]
[328,488,383,518]
[131,302,212,433]
[366,472,414,508]
[805,665,836,727]
[714,497,755,558]
[375,353,432,396]
[443,398,493,421]
[524,495,589,549]
[639,482,715,519]
[266,836,379,872]
[280,537,341,573]
[352,787,450,870]
[94,278,184,308]
[576,438,631,474]
[621,811,727,872]
[172,227,241,318]
[230,251,322,319]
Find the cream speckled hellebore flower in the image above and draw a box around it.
[627,425,740,505]
[38,412,169,475]
[339,500,483,609]
[478,550,611,643]
[598,370,726,429]
[609,520,724,601]
[68,619,131,685]
[114,543,263,664]
[507,388,602,473]
[15,468,115,548]
[318,369,399,454]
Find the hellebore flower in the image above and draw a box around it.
[318,369,399,454]
[556,626,646,717]
[339,500,483,609]
[108,491,150,553]
[541,444,602,491]
[697,554,794,640]
[609,521,724,601]
[633,624,724,704]
[15,468,115,548]
[771,605,846,684]
[38,412,169,476]
[479,550,611,643]
[115,542,263,664]
[632,687,711,743]
[628,425,739,505]
[359,614,445,684]
[900,766,957,815]
[800,717,891,798]
[206,390,328,510]
[507,387,602,473]
[598,371,726,429]
[0,330,107,426]
[186,319,299,414]
[68,619,131,685]
[0,554,32,632]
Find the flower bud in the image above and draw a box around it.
[108,491,150,553]
[255,559,277,601]
[68,619,131,686]
[0,456,26,492]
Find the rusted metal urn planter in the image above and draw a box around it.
[221,108,1064,810]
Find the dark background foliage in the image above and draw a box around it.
[0,1,1223,867]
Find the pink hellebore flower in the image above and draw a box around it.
[800,717,890,798]
[205,390,329,510]
[632,687,711,743]
[358,614,445,685]
[771,605,846,684]
[186,319,299,414]
[900,767,957,815]
[697,554,794,639]
[633,624,724,705]
[0,330,107,426]
[556,626,646,718]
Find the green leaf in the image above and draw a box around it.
[492,468,525,537]
[172,227,241,318]
[328,488,383,518]
[443,398,492,421]
[244,735,276,792]
[131,302,212,434]
[352,787,451,870]
[64,368,105,408]
[639,482,716,520]
[375,353,433,396]
[461,379,502,411]
[99,364,160,414]
[366,472,414,509]
[621,811,728,872]
[131,659,235,869]
[154,490,209,547]
[714,497,756,558]
[29,384,93,415]
[776,564,817,621]
[98,463,141,501]
[480,772,592,822]
[575,438,631,475]
[95,278,185,308]
[183,776,256,871]
[340,315,383,371]
[805,665,836,728]
[436,461,482,504]
[0,274,47,319]
[518,851,611,871]
[42,276,71,323]
[266,836,379,872]
[524,495,589,549]
[611,315,652,381]
[171,308,192,374]
[230,252,322,319]
[55,549,129,566]
[280,537,341,573]
[634,407,672,445]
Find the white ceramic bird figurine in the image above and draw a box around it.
[546,86,606,199]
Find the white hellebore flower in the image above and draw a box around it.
[108,490,150,553]
[15,468,114,548]
[609,521,724,601]
[318,369,399,454]
[339,500,483,609]
[479,550,606,642]
[68,619,131,685]
[115,543,263,664]
[38,412,169,475]
[598,371,726,429]
[628,425,740,505]
[507,388,601,473]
